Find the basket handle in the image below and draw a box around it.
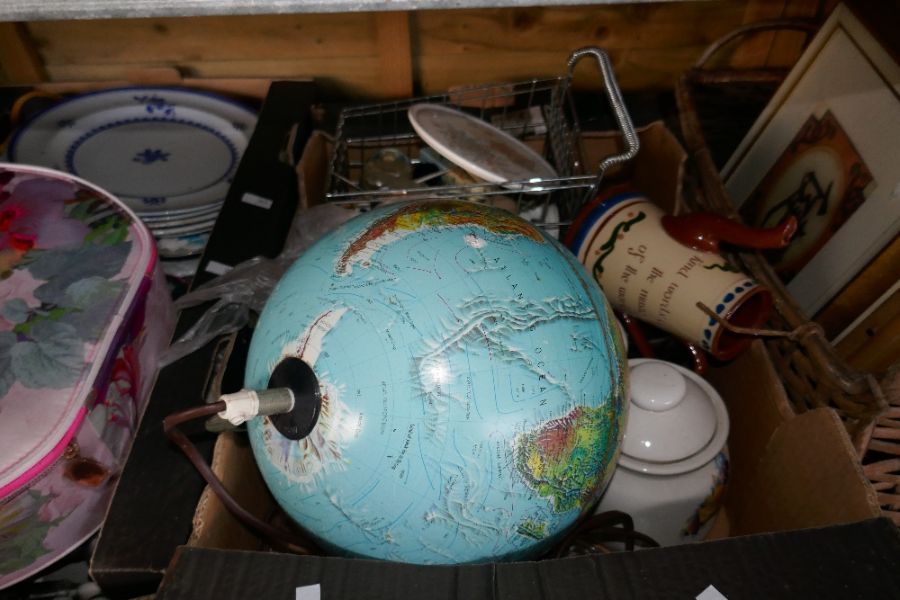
[567,47,639,186]
[692,20,819,70]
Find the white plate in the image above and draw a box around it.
[39,105,245,211]
[8,87,256,211]
[407,103,557,186]
[143,213,218,231]
[139,202,223,225]
[141,212,219,230]
[149,217,216,237]
[137,200,224,220]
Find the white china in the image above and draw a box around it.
[136,200,224,220]
[8,87,256,212]
[140,206,221,228]
[595,358,729,546]
[148,217,217,237]
[407,103,557,186]
[37,105,244,211]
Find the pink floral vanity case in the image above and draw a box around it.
[0,164,174,589]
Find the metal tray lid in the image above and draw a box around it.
[0,164,156,499]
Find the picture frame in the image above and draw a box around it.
[721,3,900,316]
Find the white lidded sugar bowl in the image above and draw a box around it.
[595,358,729,547]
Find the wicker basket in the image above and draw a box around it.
[674,21,898,525]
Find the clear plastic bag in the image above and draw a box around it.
[159,203,358,367]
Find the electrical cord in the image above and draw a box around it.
[164,401,657,560]
[550,510,660,557]
[162,402,315,554]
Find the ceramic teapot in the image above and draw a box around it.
[594,358,730,547]
[565,192,796,360]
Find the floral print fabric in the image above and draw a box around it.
[0,164,169,589]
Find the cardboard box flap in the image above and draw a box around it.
[707,341,797,526]
[189,431,275,551]
[730,407,882,536]
[579,121,687,215]
[157,518,900,599]
[297,129,332,210]
[707,341,881,536]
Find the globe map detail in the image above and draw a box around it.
[246,200,627,564]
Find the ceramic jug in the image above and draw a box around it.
[594,358,729,547]
[565,192,796,360]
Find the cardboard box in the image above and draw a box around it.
[172,118,886,595]
[163,342,893,596]
[91,84,887,596]
[159,517,900,599]
[162,344,894,599]
[183,341,883,551]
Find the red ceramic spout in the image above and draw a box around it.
[661,212,797,253]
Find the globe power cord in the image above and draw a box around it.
[163,357,661,556]
[162,357,321,554]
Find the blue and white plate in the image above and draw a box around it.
[8,87,256,212]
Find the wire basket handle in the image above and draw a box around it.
[567,47,640,188]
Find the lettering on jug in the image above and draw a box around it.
[677,255,703,279]
[620,264,638,284]
[626,244,647,263]
[637,288,649,315]
[659,281,679,319]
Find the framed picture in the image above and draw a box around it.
[722,3,900,316]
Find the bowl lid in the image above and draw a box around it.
[619,359,729,475]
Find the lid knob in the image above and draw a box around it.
[621,359,721,467]
[630,362,686,412]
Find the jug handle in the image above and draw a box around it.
[661,212,797,253]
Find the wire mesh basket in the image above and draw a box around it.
[325,47,639,230]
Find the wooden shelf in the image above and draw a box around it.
[0,1,827,104]
[0,0,673,22]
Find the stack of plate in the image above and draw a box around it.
[7,86,258,265]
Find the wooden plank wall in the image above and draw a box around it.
[0,0,828,99]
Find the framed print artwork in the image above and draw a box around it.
[722,3,900,316]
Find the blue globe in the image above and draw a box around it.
[245,199,627,564]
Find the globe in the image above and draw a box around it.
[245,199,628,564]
